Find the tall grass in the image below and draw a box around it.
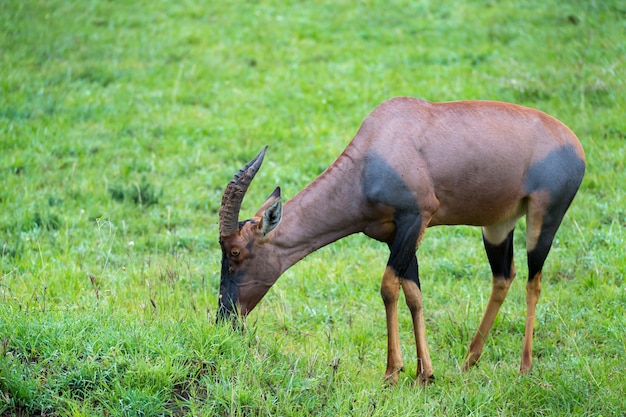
[1,0,625,415]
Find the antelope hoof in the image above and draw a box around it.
[463,352,481,371]
[384,366,404,385]
[519,362,533,374]
[418,372,435,386]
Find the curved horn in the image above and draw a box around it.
[219,146,268,236]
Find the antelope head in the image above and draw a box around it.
[217,147,283,323]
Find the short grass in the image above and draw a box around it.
[1,0,625,415]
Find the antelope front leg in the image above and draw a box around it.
[381,266,403,384]
[401,279,434,384]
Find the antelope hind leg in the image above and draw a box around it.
[464,228,516,370]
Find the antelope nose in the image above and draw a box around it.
[216,297,236,324]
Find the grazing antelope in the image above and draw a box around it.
[217,97,585,384]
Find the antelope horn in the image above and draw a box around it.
[219,146,268,237]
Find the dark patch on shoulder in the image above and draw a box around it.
[524,145,585,200]
[365,152,424,278]
[363,152,419,213]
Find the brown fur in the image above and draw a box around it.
[218,97,585,382]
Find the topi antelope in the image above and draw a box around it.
[217,97,585,384]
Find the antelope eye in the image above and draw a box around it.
[230,249,240,257]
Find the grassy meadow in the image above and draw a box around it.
[1,0,625,415]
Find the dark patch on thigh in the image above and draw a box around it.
[524,145,585,201]
[483,230,515,279]
[524,145,585,281]
[527,245,548,281]
[526,220,560,281]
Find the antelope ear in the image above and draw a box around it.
[258,187,282,236]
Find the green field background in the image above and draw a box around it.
[1,0,625,415]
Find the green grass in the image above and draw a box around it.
[1,0,625,415]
